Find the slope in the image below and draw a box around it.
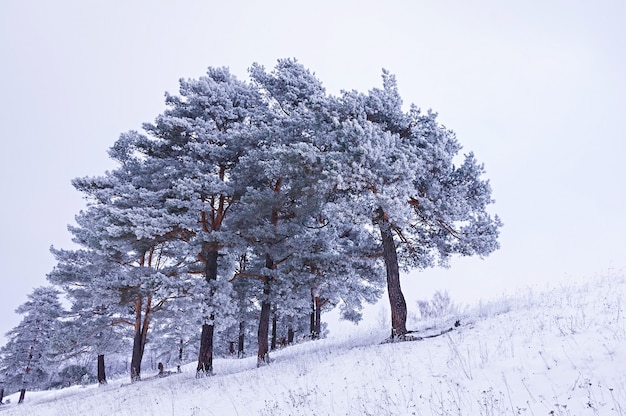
[1,272,625,416]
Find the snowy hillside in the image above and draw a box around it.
[2,273,625,416]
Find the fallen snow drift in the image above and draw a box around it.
[2,273,625,416]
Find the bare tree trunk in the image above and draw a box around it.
[237,321,245,358]
[257,279,271,366]
[19,345,33,403]
[197,248,218,376]
[270,311,277,351]
[377,208,408,338]
[131,299,153,382]
[310,297,317,339]
[130,296,150,382]
[177,339,183,373]
[130,311,143,382]
[197,323,214,375]
[97,354,107,385]
[314,296,323,338]
[0,387,4,404]
[287,326,294,344]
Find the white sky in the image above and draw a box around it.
[1,0,625,345]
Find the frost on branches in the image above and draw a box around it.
[330,71,501,338]
[0,287,64,402]
[24,59,500,391]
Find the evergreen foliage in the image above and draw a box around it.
[0,287,64,396]
[1,59,500,390]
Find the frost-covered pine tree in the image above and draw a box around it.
[109,67,263,376]
[230,59,388,362]
[48,244,129,385]
[302,222,384,334]
[227,59,340,365]
[0,286,64,402]
[141,292,202,371]
[62,157,195,382]
[331,71,501,339]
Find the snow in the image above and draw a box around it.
[2,272,625,416]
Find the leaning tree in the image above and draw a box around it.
[331,71,501,338]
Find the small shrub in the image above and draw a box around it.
[418,291,457,319]
[50,365,97,389]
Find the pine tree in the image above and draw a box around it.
[48,244,129,385]
[229,59,340,365]
[331,71,501,338]
[227,59,388,362]
[107,67,263,376]
[56,157,194,382]
[46,60,501,390]
[0,287,64,402]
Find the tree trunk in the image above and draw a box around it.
[0,387,4,404]
[130,296,151,382]
[177,339,183,373]
[237,321,245,358]
[310,297,316,339]
[270,312,277,351]
[196,323,214,376]
[314,296,323,338]
[18,345,33,404]
[130,316,143,381]
[287,326,294,345]
[377,208,408,338]
[97,354,107,385]
[257,279,271,366]
[197,248,218,376]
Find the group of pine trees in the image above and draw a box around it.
[0,59,500,402]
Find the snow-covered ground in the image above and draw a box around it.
[2,272,625,416]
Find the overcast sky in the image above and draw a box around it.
[1,1,624,345]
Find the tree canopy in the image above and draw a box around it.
[1,59,500,395]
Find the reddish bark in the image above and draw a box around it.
[130,295,151,382]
